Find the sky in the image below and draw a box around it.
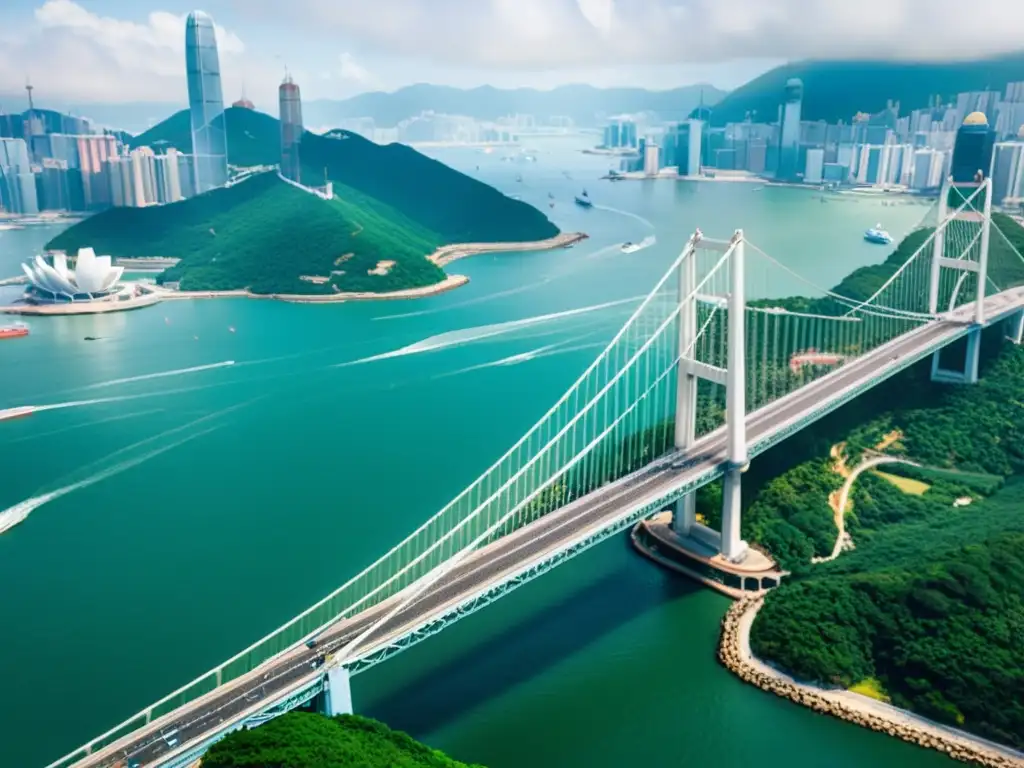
[1,0,1022,113]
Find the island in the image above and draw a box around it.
[201,711,483,768]
[686,216,1024,766]
[44,107,583,299]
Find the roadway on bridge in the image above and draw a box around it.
[76,301,1019,768]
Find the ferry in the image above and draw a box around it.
[0,405,34,422]
[621,235,657,254]
[864,225,894,245]
[0,323,29,339]
[574,190,593,208]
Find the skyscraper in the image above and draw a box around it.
[185,10,228,193]
[777,78,803,181]
[279,74,304,183]
[950,112,996,183]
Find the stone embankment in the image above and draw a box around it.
[718,598,1023,767]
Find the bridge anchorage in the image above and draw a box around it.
[47,177,1024,768]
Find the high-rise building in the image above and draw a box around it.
[185,10,229,193]
[803,148,825,184]
[777,78,803,181]
[950,112,996,183]
[990,131,1024,205]
[643,140,660,176]
[279,75,304,183]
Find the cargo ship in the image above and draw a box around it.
[0,323,29,339]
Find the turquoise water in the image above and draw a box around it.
[0,140,944,767]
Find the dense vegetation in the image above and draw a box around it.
[702,53,1024,126]
[744,339,1024,749]
[46,172,445,294]
[130,107,558,244]
[202,712,482,768]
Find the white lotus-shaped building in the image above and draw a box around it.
[22,248,124,302]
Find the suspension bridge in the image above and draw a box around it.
[49,178,1024,768]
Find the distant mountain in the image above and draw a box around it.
[704,53,1024,126]
[0,99,181,134]
[130,107,558,243]
[302,83,726,128]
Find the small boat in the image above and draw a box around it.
[864,225,893,245]
[0,323,29,339]
[515,174,523,182]
[84,336,100,341]
[549,201,555,208]
[0,405,34,422]
[548,192,554,199]
[621,235,657,254]
[228,326,236,333]
[574,190,593,208]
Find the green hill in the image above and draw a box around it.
[45,171,445,295]
[703,53,1024,126]
[202,712,483,768]
[130,107,558,243]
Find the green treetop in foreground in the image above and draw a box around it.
[202,712,484,768]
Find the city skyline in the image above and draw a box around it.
[2,0,1024,110]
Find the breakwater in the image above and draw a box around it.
[718,598,1024,767]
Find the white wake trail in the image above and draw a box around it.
[0,426,222,535]
[81,360,235,389]
[336,296,642,367]
[592,204,655,229]
[3,409,164,445]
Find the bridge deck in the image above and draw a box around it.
[68,291,1024,768]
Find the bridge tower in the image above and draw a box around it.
[671,229,748,562]
[928,175,992,384]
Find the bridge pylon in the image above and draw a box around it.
[670,229,748,562]
[928,176,992,384]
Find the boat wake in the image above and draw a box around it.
[336,296,641,367]
[81,360,236,389]
[4,409,163,445]
[0,426,221,536]
[592,204,655,229]
[434,333,608,379]
[0,400,258,535]
[374,279,554,321]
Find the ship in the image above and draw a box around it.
[621,235,657,254]
[0,405,34,422]
[574,190,593,208]
[0,323,29,339]
[864,225,893,245]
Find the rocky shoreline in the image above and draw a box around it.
[718,598,1023,767]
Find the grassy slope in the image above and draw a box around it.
[131,107,559,243]
[46,171,443,294]
[705,53,1024,126]
[202,712,483,768]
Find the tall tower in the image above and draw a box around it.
[950,112,996,184]
[777,78,803,181]
[278,74,304,183]
[185,10,228,193]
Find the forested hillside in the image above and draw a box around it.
[202,712,483,768]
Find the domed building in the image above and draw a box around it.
[21,247,124,303]
[232,97,255,110]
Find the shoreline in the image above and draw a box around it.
[1,233,586,313]
[719,598,1024,767]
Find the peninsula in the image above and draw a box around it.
[44,107,577,298]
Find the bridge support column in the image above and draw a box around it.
[928,180,948,315]
[1007,309,1024,345]
[324,665,353,716]
[930,326,981,385]
[721,230,749,563]
[671,494,696,536]
[672,236,699,538]
[975,178,993,326]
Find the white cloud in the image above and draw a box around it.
[0,1,265,106]
[337,52,373,85]
[238,0,1024,68]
